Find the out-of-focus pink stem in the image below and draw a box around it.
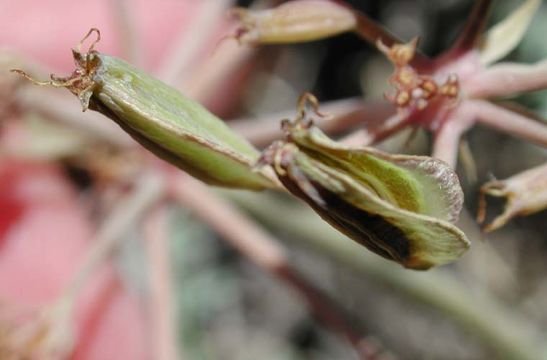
[169,174,287,271]
[182,33,255,104]
[431,103,477,167]
[471,99,547,148]
[466,60,547,99]
[156,0,233,84]
[110,0,143,67]
[432,120,464,168]
[435,0,492,67]
[144,204,181,360]
[340,110,407,147]
[231,98,390,147]
[168,173,382,360]
[65,172,163,300]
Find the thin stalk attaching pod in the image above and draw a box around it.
[12,29,277,190]
[257,94,470,270]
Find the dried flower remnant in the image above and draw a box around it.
[230,0,357,45]
[12,29,277,191]
[478,163,547,232]
[257,94,469,270]
[378,38,460,113]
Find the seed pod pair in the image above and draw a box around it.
[257,94,470,270]
[14,30,470,269]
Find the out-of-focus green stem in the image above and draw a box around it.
[225,190,546,360]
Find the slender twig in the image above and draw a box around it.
[182,36,255,104]
[156,0,233,84]
[20,172,164,359]
[167,173,384,360]
[230,98,390,147]
[64,172,164,301]
[432,119,466,168]
[466,60,547,98]
[340,111,407,147]
[144,204,181,360]
[110,0,143,66]
[18,87,133,148]
[471,99,547,148]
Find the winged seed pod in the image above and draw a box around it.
[230,0,357,45]
[11,29,276,191]
[257,94,470,270]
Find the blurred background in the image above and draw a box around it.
[0,0,546,359]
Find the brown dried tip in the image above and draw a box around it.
[478,163,547,232]
[10,28,102,111]
[377,37,419,67]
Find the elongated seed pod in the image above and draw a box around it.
[258,94,470,270]
[13,30,276,190]
[231,0,357,45]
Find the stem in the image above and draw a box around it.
[436,0,492,66]
[466,60,547,99]
[63,172,164,302]
[340,111,408,147]
[230,98,389,147]
[432,120,465,168]
[168,173,383,360]
[144,204,181,360]
[181,30,255,105]
[227,190,545,360]
[110,0,143,67]
[19,87,133,148]
[156,0,233,84]
[471,99,547,148]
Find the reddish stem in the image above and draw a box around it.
[168,173,384,360]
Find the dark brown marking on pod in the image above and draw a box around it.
[278,172,412,266]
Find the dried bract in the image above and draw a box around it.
[478,163,547,232]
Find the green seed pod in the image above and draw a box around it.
[258,94,470,270]
[13,29,276,191]
[231,0,357,45]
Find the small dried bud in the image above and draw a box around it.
[377,37,418,67]
[231,0,357,45]
[478,163,547,232]
[379,38,461,114]
[258,94,470,270]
